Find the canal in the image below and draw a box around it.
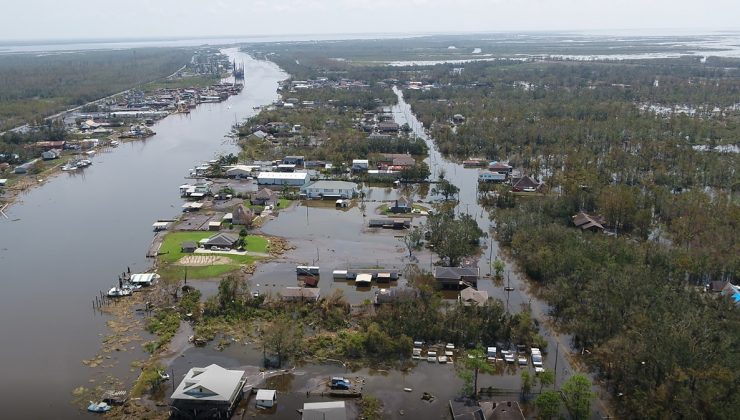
[0,48,287,418]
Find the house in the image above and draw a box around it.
[488,161,513,174]
[255,389,276,408]
[232,204,256,226]
[351,159,369,172]
[479,172,507,183]
[374,288,419,304]
[572,212,605,232]
[377,121,400,133]
[181,242,198,253]
[720,282,740,307]
[170,364,246,419]
[390,196,412,213]
[301,180,358,199]
[368,132,392,141]
[449,399,486,420]
[257,172,309,187]
[250,130,269,140]
[203,233,239,250]
[302,401,347,420]
[459,287,489,307]
[434,266,480,289]
[280,287,320,302]
[251,188,279,206]
[282,155,305,166]
[490,401,525,420]
[391,155,416,168]
[225,165,259,178]
[34,140,66,150]
[41,149,60,160]
[511,176,541,192]
[208,221,222,231]
[277,163,296,172]
[14,160,38,174]
[368,218,411,229]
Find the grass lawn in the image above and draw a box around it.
[158,231,268,264]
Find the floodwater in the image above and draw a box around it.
[0,48,287,418]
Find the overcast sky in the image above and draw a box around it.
[2,0,738,41]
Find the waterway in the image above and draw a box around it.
[0,48,287,418]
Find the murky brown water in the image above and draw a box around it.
[0,48,287,418]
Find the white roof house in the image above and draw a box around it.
[171,364,245,403]
[257,172,309,186]
[300,180,358,199]
[302,401,347,420]
[226,165,259,177]
[352,159,369,170]
[255,389,276,408]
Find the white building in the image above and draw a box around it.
[302,401,347,420]
[255,389,276,408]
[257,172,309,187]
[225,165,260,178]
[170,364,246,418]
[300,180,358,199]
[352,159,369,171]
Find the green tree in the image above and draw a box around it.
[538,368,555,392]
[457,347,493,398]
[263,315,303,367]
[426,211,483,266]
[493,259,505,278]
[521,370,535,400]
[403,226,424,257]
[432,179,460,201]
[535,390,561,420]
[561,374,594,420]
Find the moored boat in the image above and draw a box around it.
[87,401,111,413]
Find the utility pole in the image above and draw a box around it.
[554,342,560,388]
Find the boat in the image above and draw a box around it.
[107,287,132,298]
[110,140,119,147]
[61,161,79,171]
[87,401,111,413]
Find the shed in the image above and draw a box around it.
[208,221,222,231]
[181,242,198,253]
[355,273,372,286]
[255,389,276,408]
[129,273,158,286]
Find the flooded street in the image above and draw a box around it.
[0,48,287,418]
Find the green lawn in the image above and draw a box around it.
[158,231,268,266]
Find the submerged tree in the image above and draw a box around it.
[457,347,493,398]
[561,374,594,420]
[426,210,483,266]
[263,315,303,368]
